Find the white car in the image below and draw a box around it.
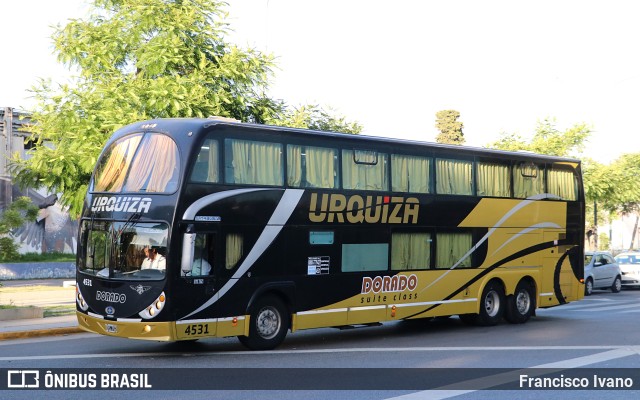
[583,251,622,296]
[615,252,640,288]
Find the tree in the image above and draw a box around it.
[12,0,360,217]
[488,118,598,247]
[435,110,464,145]
[489,118,591,157]
[603,154,640,250]
[272,104,362,134]
[0,197,38,261]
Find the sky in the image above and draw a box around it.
[2,0,639,163]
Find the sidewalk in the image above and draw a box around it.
[0,279,84,340]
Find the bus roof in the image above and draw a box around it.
[117,118,582,164]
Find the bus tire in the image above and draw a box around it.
[505,281,535,324]
[238,295,289,350]
[476,281,504,326]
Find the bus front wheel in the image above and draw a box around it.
[477,281,505,326]
[239,295,289,350]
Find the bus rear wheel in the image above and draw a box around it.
[505,281,535,324]
[239,295,289,350]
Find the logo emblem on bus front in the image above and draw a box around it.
[130,284,151,295]
[105,306,115,315]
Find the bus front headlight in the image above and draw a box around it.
[76,287,89,311]
[139,291,166,320]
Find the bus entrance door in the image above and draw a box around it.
[176,224,220,339]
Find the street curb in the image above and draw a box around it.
[0,326,84,340]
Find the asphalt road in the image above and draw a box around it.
[1,288,640,399]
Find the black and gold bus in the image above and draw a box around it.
[76,118,585,350]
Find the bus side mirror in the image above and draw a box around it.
[181,225,195,275]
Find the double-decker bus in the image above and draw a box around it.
[76,118,584,350]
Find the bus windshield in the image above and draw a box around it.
[79,220,169,281]
[92,132,180,193]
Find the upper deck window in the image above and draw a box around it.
[548,165,577,201]
[287,145,338,188]
[514,162,545,198]
[342,150,388,191]
[190,139,219,183]
[93,133,180,193]
[391,154,431,194]
[225,139,283,186]
[477,162,511,198]
[436,159,473,195]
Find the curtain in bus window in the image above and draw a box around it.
[94,135,142,192]
[125,134,179,192]
[286,146,303,187]
[289,145,338,188]
[206,139,219,182]
[436,233,472,269]
[436,159,473,195]
[190,139,218,182]
[226,233,243,270]
[342,150,388,191]
[391,155,430,193]
[307,146,337,188]
[513,164,544,198]
[477,163,511,197]
[229,140,283,185]
[391,233,431,270]
[548,168,576,200]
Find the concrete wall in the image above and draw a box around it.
[0,262,75,280]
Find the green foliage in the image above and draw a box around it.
[11,0,361,217]
[598,232,611,251]
[0,197,39,262]
[435,110,465,145]
[604,154,640,214]
[489,118,591,157]
[271,104,362,134]
[3,252,76,263]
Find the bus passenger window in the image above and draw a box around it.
[514,162,544,198]
[548,166,577,201]
[225,139,283,186]
[226,233,244,270]
[124,134,180,193]
[436,159,473,195]
[435,233,472,269]
[391,154,430,193]
[342,150,388,191]
[391,233,431,270]
[477,162,511,197]
[190,139,219,183]
[287,145,338,188]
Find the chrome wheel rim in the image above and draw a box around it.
[256,306,280,340]
[515,290,531,315]
[484,290,500,317]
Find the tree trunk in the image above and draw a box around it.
[629,214,639,250]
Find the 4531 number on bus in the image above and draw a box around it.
[183,324,210,336]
